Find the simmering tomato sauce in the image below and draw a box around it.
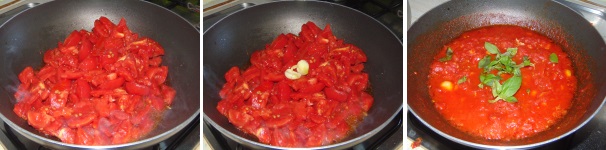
[217,22,373,147]
[13,17,176,145]
[428,25,576,140]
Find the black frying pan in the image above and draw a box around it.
[408,0,606,148]
[0,0,200,149]
[203,1,402,149]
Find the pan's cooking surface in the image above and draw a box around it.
[408,0,606,149]
[0,0,200,149]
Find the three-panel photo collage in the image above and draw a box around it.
[0,0,604,149]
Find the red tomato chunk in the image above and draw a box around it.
[217,21,374,147]
[13,16,176,145]
[428,25,576,140]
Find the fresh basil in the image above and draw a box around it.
[522,56,534,67]
[484,42,499,54]
[479,42,533,103]
[513,68,522,76]
[504,96,518,103]
[439,48,453,62]
[550,53,558,63]
[491,80,502,98]
[498,76,522,98]
[480,73,501,86]
[478,55,491,69]
[457,75,467,84]
[506,48,518,56]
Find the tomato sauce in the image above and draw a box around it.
[428,25,576,140]
[13,17,176,145]
[217,22,373,147]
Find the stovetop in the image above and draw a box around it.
[407,0,606,149]
[202,0,403,149]
[0,0,200,149]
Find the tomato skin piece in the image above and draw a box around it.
[277,82,292,101]
[43,118,63,135]
[149,96,165,111]
[227,109,253,128]
[27,110,53,129]
[161,85,176,105]
[146,66,168,85]
[299,82,325,94]
[94,96,111,118]
[112,121,132,144]
[18,67,35,86]
[255,127,272,144]
[37,66,56,81]
[60,71,84,79]
[76,126,95,145]
[97,117,114,137]
[360,92,374,112]
[250,81,273,109]
[225,67,240,83]
[98,77,125,90]
[76,79,91,101]
[79,36,92,61]
[79,57,97,71]
[324,87,348,102]
[110,110,129,120]
[13,102,30,119]
[64,31,82,48]
[57,127,76,144]
[125,82,150,96]
[270,34,289,49]
[347,74,368,91]
[262,71,285,81]
[67,113,96,128]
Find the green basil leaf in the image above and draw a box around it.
[480,74,501,86]
[493,64,504,72]
[484,42,499,54]
[439,48,453,62]
[492,80,502,97]
[499,76,522,98]
[457,75,467,84]
[478,55,491,69]
[487,60,499,71]
[499,56,510,66]
[503,96,518,103]
[506,48,518,56]
[549,53,558,63]
[523,56,533,67]
[513,68,522,76]
[505,65,513,73]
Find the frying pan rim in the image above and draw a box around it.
[407,0,606,148]
[202,0,403,149]
[0,0,201,148]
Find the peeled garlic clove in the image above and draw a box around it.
[285,68,302,80]
[297,60,309,75]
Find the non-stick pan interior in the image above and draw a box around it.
[0,0,200,149]
[203,1,402,149]
[408,0,606,148]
